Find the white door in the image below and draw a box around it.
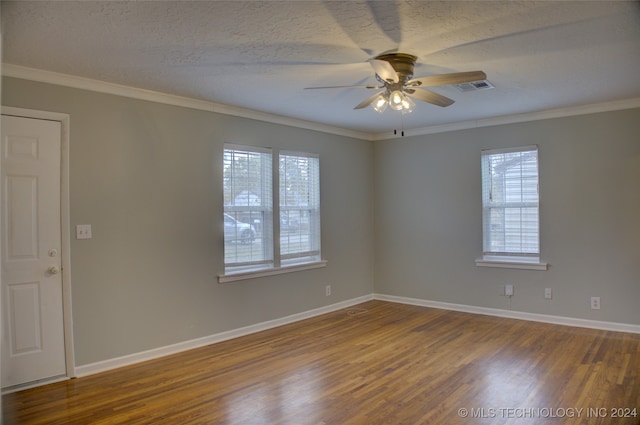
[1,115,66,388]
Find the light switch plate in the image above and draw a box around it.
[76,224,92,239]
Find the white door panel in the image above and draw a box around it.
[2,115,66,388]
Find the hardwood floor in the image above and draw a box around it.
[3,300,640,424]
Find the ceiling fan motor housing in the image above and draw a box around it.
[375,53,417,83]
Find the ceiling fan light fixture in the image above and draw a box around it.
[372,93,389,113]
[389,90,405,111]
[386,90,415,114]
[401,95,415,114]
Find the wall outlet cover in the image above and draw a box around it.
[76,224,92,239]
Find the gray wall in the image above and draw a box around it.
[2,77,375,365]
[4,75,640,367]
[373,109,640,325]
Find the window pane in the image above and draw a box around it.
[482,147,539,257]
[279,153,320,265]
[224,146,273,272]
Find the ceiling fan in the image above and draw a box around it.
[306,53,487,114]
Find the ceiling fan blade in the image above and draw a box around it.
[369,59,399,83]
[406,89,455,107]
[354,91,385,110]
[407,71,487,88]
[304,84,382,90]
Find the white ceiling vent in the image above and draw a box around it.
[455,80,495,92]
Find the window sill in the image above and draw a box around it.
[219,260,328,283]
[475,257,548,271]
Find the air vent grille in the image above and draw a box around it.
[455,80,494,92]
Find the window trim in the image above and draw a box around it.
[475,257,548,271]
[478,145,548,271]
[278,150,321,266]
[218,260,327,283]
[220,145,324,282]
[222,144,274,273]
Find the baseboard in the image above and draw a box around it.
[2,375,69,395]
[373,293,640,334]
[75,294,373,377]
[74,291,639,378]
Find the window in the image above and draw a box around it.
[280,152,321,266]
[223,145,322,278]
[480,146,542,266]
[223,145,273,273]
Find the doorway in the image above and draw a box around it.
[1,108,74,391]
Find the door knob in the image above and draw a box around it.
[48,266,59,275]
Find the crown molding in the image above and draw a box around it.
[370,97,640,140]
[2,64,373,141]
[4,63,639,142]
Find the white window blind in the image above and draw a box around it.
[279,152,321,266]
[223,145,273,273]
[481,146,539,259]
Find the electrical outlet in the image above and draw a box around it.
[591,296,601,310]
[325,285,331,297]
[505,285,514,296]
[545,288,552,299]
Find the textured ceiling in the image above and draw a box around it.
[3,1,640,134]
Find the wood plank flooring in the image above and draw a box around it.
[3,300,640,424]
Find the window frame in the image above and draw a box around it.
[279,151,322,267]
[222,144,274,273]
[476,145,548,271]
[220,144,325,282]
